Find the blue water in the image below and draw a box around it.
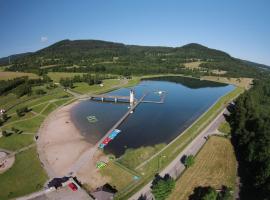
[71,76,234,157]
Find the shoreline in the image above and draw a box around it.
[37,101,93,178]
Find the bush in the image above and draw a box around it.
[189,186,232,200]
[35,89,46,95]
[189,186,217,200]
[2,130,12,137]
[16,107,30,117]
[184,155,195,168]
[11,127,21,134]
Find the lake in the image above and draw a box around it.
[71,76,234,157]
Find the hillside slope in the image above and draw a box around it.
[2,39,268,78]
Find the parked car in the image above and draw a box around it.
[68,182,78,191]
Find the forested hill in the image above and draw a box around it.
[2,39,269,78]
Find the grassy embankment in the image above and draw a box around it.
[114,86,244,200]
[47,72,85,82]
[0,71,39,80]
[201,76,253,89]
[0,147,48,200]
[218,121,231,135]
[0,86,74,199]
[168,136,237,200]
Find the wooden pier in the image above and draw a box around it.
[89,94,135,103]
[96,93,147,147]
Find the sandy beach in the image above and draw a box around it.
[37,101,110,189]
[38,102,93,176]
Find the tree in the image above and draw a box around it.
[35,89,46,95]
[229,79,270,199]
[184,155,195,168]
[217,186,233,200]
[189,186,217,200]
[2,130,12,137]
[16,106,29,117]
[151,174,175,200]
[0,113,8,121]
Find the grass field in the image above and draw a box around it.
[183,61,203,69]
[201,76,253,89]
[0,87,72,151]
[0,71,39,80]
[0,134,34,151]
[0,147,48,200]
[168,136,237,200]
[115,87,243,200]
[100,161,136,191]
[117,144,166,169]
[48,72,85,82]
[72,79,121,94]
[0,86,73,199]
[218,121,231,135]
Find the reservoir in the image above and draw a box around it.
[71,76,234,157]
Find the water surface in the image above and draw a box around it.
[71,76,234,157]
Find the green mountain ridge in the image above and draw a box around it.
[1,39,268,78]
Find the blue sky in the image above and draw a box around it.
[0,0,269,65]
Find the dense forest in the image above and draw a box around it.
[0,76,51,96]
[229,78,270,199]
[2,40,268,78]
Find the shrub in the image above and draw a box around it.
[35,89,46,95]
[184,155,195,168]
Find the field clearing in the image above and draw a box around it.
[0,147,47,200]
[183,61,203,69]
[40,64,59,69]
[7,88,69,113]
[100,161,135,191]
[48,72,85,82]
[3,115,45,133]
[201,76,253,89]
[0,71,39,80]
[0,134,34,151]
[72,79,122,94]
[168,136,237,200]
[118,144,166,169]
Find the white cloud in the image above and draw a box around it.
[40,36,48,43]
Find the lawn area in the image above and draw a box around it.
[100,161,135,191]
[41,103,57,116]
[117,144,166,169]
[168,136,237,200]
[115,87,243,200]
[72,79,123,94]
[3,111,35,125]
[0,147,48,200]
[0,134,34,151]
[7,88,69,114]
[0,71,39,80]
[4,115,45,133]
[218,121,231,135]
[48,72,85,82]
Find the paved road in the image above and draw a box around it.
[16,186,93,200]
[129,108,227,200]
